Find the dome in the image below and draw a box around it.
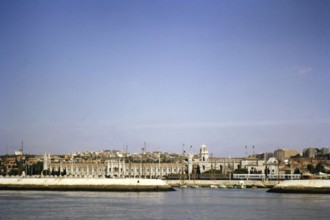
[200,145,208,153]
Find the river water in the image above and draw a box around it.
[0,188,329,220]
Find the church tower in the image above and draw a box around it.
[43,153,51,171]
[199,145,210,173]
[200,145,209,162]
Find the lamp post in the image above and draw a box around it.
[158,151,161,179]
[140,147,144,178]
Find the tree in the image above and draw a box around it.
[196,165,201,179]
[234,168,248,174]
[315,162,325,173]
[265,167,270,178]
[293,168,301,174]
[291,154,301,159]
[307,164,315,174]
[62,168,67,176]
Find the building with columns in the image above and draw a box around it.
[44,153,186,179]
[197,144,241,175]
[42,144,280,178]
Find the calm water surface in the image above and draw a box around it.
[0,188,329,220]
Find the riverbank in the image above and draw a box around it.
[0,177,174,192]
[166,180,278,188]
[267,180,330,194]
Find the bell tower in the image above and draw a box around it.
[199,145,209,173]
[200,145,209,162]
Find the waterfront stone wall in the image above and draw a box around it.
[0,177,174,191]
[166,179,277,188]
[268,179,330,193]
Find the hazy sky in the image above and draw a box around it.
[1,0,329,156]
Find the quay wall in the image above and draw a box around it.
[166,180,278,188]
[268,179,330,193]
[0,177,174,192]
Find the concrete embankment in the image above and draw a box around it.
[0,177,174,192]
[267,180,330,194]
[166,180,277,188]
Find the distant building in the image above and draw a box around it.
[196,145,241,174]
[198,145,210,172]
[240,157,266,174]
[263,157,279,176]
[209,157,241,174]
[198,145,266,175]
[14,150,23,156]
[320,147,329,156]
[303,147,317,158]
[44,144,248,178]
[274,148,300,161]
[43,153,187,179]
[0,158,4,175]
[254,152,273,160]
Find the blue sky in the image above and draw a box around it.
[0,0,329,156]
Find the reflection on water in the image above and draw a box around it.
[0,188,329,220]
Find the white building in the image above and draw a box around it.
[199,145,210,172]
[240,157,266,174]
[43,145,278,178]
[43,153,188,179]
[263,157,279,176]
